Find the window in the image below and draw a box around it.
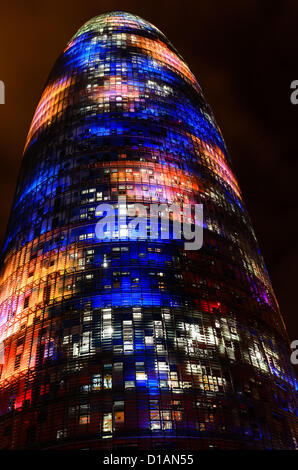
[92,374,101,390]
[103,374,112,389]
[114,411,124,424]
[56,429,67,439]
[14,354,22,370]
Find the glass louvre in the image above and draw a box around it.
[0,11,297,450]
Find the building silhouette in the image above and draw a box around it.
[0,11,297,449]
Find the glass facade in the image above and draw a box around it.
[0,11,297,449]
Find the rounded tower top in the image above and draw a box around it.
[71,11,165,42]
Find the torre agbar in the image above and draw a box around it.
[0,11,297,450]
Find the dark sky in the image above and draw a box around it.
[0,0,297,340]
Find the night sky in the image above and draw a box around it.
[0,0,297,340]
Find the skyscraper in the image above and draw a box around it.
[0,11,296,449]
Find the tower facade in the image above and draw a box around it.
[0,12,297,449]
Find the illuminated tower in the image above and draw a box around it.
[0,12,297,450]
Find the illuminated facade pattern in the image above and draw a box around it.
[0,11,297,449]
